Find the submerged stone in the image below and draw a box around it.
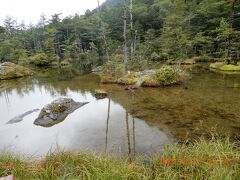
[34,98,89,127]
[0,62,33,80]
[6,109,39,124]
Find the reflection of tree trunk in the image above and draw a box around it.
[132,117,136,156]
[125,112,131,156]
[105,98,111,153]
[3,90,10,110]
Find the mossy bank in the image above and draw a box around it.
[99,61,188,87]
[210,62,240,73]
[0,62,33,80]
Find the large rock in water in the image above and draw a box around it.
[34,98,89,127]
[0,62,33,80]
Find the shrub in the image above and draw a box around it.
[100,61,125,83]
[142,75,160,87]
[156,65,187,86]
[117,74,138,85]
[30,53,49,66]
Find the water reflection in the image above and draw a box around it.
[1,65,240,157]
[0,75,170,157]
[105,98,110,153]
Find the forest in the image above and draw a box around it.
[0,0,240,179]
[0,0,240,66]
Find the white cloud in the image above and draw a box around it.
[0,0,105,25]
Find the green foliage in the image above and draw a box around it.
[100,61,125,83]
[0,0,240,64]
[156,65,188,86]
[30,53,49,66]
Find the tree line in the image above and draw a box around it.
[0,0,240,65]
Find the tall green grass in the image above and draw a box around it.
[0,138,239,179]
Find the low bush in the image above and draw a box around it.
[100,61,125,83]
[117,74,138,85]
[30,53,49,66]
[156,65,188,86]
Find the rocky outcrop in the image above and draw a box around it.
[34,98,89,127]
[0,62,33,80]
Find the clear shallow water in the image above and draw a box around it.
[0,70,170,157]
[0,65,240,157]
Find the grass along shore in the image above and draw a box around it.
[0,138,239,179]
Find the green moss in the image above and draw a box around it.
[0,64,33,80]
[51,104,67,113]
[39,111,48,118]
[210,62,225,69]
[220,64,240,71]
[210,62,240,72]
[117,74,138,85]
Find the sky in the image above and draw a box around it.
[0,0,105,25]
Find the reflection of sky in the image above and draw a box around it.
[0,83,171,158]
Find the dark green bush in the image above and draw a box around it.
[30,53,49,66]
[156,65,188,86]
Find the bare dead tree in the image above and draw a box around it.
[123,0,128,70]
[97,0,110,61]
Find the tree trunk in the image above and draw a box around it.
[98,0,110,61]
[130,0,134,58]
[123,0,128,70]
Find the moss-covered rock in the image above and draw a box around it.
[34,98,89,127]
[0,62,33,80]
[210,62,240,72]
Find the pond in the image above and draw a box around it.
[0,65,239,157]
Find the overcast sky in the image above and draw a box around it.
[0,0,105,25]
